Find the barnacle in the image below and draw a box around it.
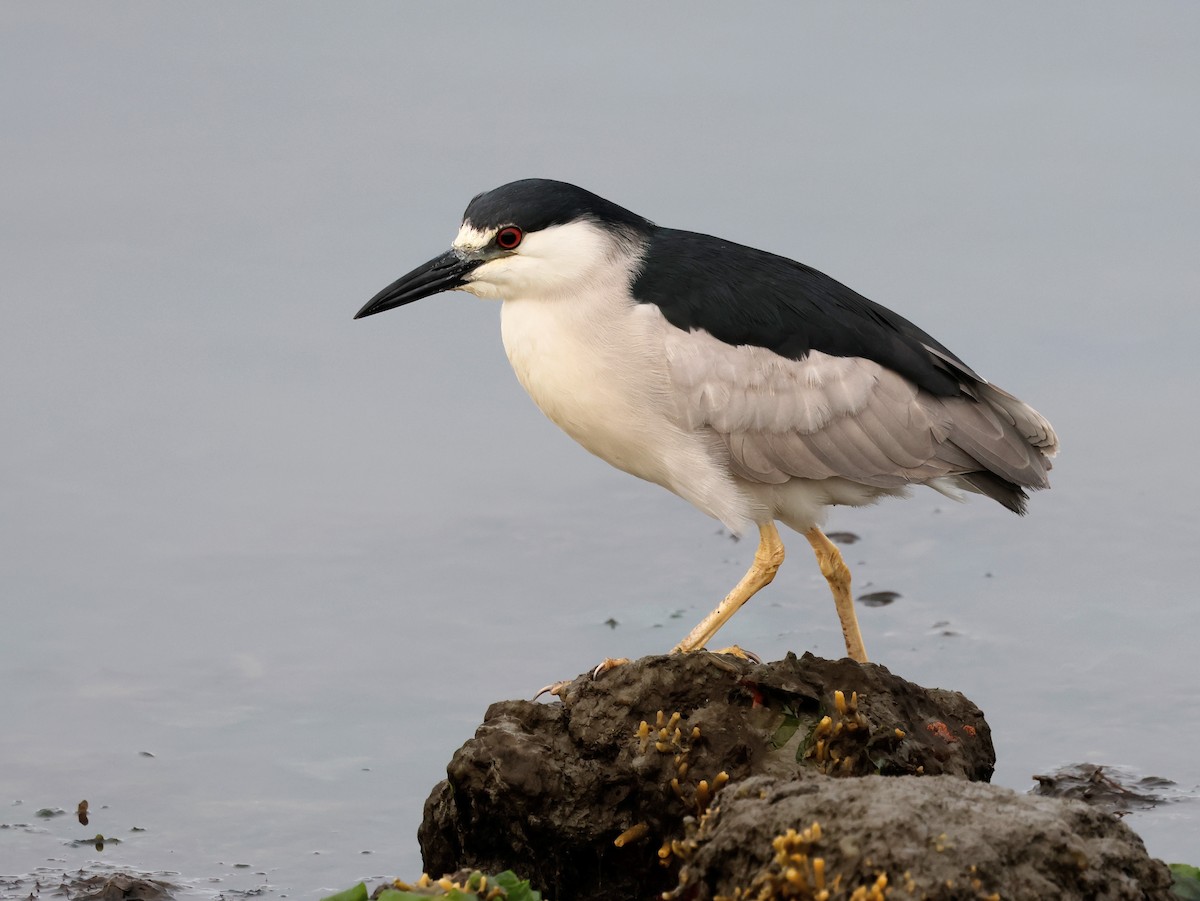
[629,710,727,861]
[706,821,890,901]
[806,691,873,776]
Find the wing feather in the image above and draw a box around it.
[663,326,1054,498]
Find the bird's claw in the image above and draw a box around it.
[534,649,755,701]
[592,656,631,679]
[532,680,571,701]
[532,656,632,701]
[708,645,762,664]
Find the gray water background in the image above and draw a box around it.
[2,4,1198,897]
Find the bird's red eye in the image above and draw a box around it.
[496,226,523,250]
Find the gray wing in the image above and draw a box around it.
[663,327,1057,500]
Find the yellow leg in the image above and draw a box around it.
[804,527,869,663]
[673,523,785,653]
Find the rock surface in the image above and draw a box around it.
[418,653,1171,900]
[59,873,176,901]
[674,774,1173,900]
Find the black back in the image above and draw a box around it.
[632,228,978,397]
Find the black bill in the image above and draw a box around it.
[354,249,483,319]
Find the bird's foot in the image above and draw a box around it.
[532,657,633,701]
[592,656,631,678]
[684,646,761,674]
[706,645,762,663]
[532,648,759,701]
[532,680,571,701]
[670,643,762,665]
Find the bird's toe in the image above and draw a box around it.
[532,680,572,701]
[592,657,632,679]
[708,645,762,664]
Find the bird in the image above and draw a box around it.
[355,179,1058,663]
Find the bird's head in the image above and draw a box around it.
[355,179,652,318]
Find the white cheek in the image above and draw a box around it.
[465,258,518,299]
[459,220,633,302]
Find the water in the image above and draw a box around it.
[3,4,1198,897]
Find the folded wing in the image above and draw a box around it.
[664,327,1058,513]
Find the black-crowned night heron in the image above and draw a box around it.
[355,179,1058,663]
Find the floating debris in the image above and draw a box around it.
[1031,763,1184,815]
[824,531,860,545]
[857,591,899,608]
[61,872,175,901]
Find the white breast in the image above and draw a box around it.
[499,286,758,533]
[501,289,666,478]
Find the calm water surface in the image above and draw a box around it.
[3,5,1198,897]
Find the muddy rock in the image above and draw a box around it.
[419,653,999,900]
[58,873,176,901]
[1031,762,1181,815]
[674,774,1173,900]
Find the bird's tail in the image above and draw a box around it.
[934,382,1058,514]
